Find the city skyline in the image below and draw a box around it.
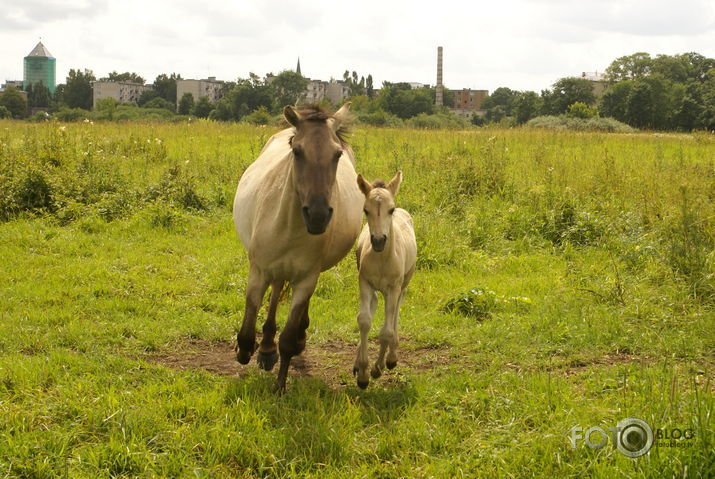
[1,0,714,93]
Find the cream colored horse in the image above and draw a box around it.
[353,171,417,389]
[233,103,363,392]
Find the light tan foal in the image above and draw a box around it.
[353,171,417,389]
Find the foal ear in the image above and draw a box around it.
[333,102,352,129]
[284,105,300,127]
[386,171,403,197]
[356,173,372,196]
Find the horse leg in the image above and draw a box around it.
[236,266,269,365]
[257,280,285,371]
[353,278,377,389]
[371,286,400,379]
[274,274,318,393]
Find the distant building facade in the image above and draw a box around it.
[23,42,56,94]
[176,77,225,110]
[580,71,607,97]
[3,80,24,90]
[301,79,350,105]
[92,81,152,108]
[450,88,488,118]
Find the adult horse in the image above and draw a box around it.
[233,103,363,392]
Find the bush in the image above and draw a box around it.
[566,102,599,119]
[28,111,51,122]
[527,115,635,133]
[0,106,11,119]
[142,97,175,112]
[407,112,470,129]
[356,110,404,127]
[242,106,273,125]
[55,108,90,122]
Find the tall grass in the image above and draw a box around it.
[0,119,713,477]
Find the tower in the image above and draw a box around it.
[435,46,443,107]
[296,57,302,76]
[24,41,56,94]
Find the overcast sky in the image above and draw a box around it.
[2,0,714,93]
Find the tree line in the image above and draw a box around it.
[476,52,715,131]
[1,51,713,131]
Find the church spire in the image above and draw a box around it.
[296,57,301,76]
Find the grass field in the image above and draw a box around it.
[0,120,713,478]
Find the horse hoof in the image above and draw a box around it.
[371,367,382,379]
[272,380,286,395]
[236,349,253,365]
[357,379,369,389]
[257,350,278,371]
[386,360,397,370]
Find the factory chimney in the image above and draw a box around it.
[435,46,444,107]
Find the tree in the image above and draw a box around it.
[193,96,214,118]
[482,87,519,118]
[94,97,117,120]
[138,89,160,106]
[100,71,145,84]
[366,74,374,98]
[270,70,308,110]
[541,77,596,115]
[0,106,11,119]
[600,81,633,122]
[225,73,273,120]
[379,83,433,119]
[178,92,194,115]
[0,87,27,118]
[513,91,542,124]
[64,69,95,110]
[605,52,653,82]
[27,81,51,108]
[154,73,182,103]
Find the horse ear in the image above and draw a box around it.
[356,173,372,196]
[284,105,300,127]
[387,171,402,197]
[333,102,352,128]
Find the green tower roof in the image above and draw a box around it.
[26,42,54,59]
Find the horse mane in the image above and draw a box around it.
[295,104,352,145]
[371,180,386,188]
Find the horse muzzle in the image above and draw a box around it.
[370,234,387,252]
[302,202,333,235]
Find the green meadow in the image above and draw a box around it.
[0,120,713,477]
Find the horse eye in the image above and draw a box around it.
[292,146,303,157]
[333,150,343,162]
[388,208,395,215]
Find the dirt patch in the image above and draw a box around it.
[147,337,454,387]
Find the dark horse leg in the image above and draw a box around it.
[257,280,285,371]
[274,274,317,393]
[236,266,269,365]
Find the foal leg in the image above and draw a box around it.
[371,286,400,379]
[257,280,285,371]
[385,289,405,370]
[274,274,318,393]
[236,266,269,365]
[353,278,377,389]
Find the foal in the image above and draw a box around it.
[353,171,417,389]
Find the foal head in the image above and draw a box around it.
[356,171,403,252]
[285,102,351,235]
